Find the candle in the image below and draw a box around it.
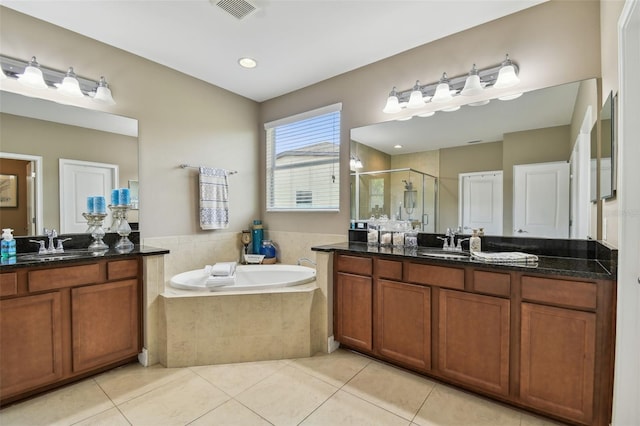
[94,196,106,214]
[87,196,95,213]
[119,188,130,206]
[111,189,120,206]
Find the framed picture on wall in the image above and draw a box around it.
[0,174,18,208]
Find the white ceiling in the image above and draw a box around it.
[351,81,582,155]
[2,0,545,102]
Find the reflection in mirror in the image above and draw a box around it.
[351,79,599,239]
[600,91,615,200]
[0,91,138,237]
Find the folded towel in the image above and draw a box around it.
[205,274,236,288]
[199,167,229,230]
[471,252,539,263]
[211,261,237,276]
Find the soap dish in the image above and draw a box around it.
[244,254,265,264]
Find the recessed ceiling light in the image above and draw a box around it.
[394,144,403,149]
[238,57,257,69]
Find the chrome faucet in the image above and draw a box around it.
[447,228,457,250]
[44,228,57,253]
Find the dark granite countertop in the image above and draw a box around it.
[312,242,615,280]
[0,245,169,271]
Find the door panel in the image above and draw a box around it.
[459,171,503,235]
[513,162,569,238]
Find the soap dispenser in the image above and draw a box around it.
[1,228,17,260]
[469,229,481,253]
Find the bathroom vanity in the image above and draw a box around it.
[316,240,616,426]
[0,246,167,406]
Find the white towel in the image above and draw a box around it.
[199,167,229,230]
[210,261,237,276]
[205,274,236,288]
[471,252,539,263]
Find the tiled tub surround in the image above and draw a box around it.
[143,231,346,368]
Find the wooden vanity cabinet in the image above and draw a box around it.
[334,255,373,352]
[0,257,142,405]
[333,251,616,426]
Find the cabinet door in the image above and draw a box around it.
[520,302,595,424]
[438,289,510,396]
[71,279,140,372]
[376,279,431,371]
[0,292,63,398]
[335,272,373,352]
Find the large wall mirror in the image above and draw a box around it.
[351,78,601,240]
[0,91,139,237]
[599,91,616,200]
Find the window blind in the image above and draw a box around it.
[265,103,341,211]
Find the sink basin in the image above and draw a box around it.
[17,251,88,262]
[417,250,471,261]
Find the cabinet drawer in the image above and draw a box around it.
[108,259,139,281]
[473,270,511,297]
[375,258,402,281]
[336,254,372,276]
[405,263,464,290]
[0,273,18,297]
[28,264,101,292]
[521,276,597,310]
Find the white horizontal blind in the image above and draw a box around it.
[265,104,341,211]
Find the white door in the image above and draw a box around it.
[513,162,570,238]
[570,111,592,239]
[459,171,503,235]
[59,159,118,234]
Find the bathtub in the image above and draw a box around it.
[168,264,316,292]
[159,263,323,367]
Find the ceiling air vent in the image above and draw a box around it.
[215,0,257,20]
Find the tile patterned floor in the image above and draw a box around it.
[0,349,566,426]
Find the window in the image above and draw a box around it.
[369,177,385,216]
[265,103,341,211]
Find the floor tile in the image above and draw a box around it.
[94,362,192,405]
[520,412,568,425]
[117,373,229,426]
[191,359,287,396]
[290,349,371,388]
[0,379,114,426]
[189,399,272,425]
[235,364,337,426]
[72,407,131,426]
[414,383,521,426]
[300,389,410,426]
[342,360,436,421]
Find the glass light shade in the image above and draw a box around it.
[407,81,425,109]
[17,57,47,89]
[55,68,83,98]
[442,105,461,112]
[494,64,520,88]
[382,87,401,113]
[354,159,363,169]
[431,81,453,103]
[93,77,116,105]
[469,99,490,106]
[417,111,435,118]
[396,116,413,121]
[0,66,7,80]
[461,74,483,96]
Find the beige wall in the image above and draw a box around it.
[439,142,503,233]
[0,7,260,239]
[1,113,137,232]
[260,0,601,234]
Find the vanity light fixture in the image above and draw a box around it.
[382,54,520,115]
[17,56,48,89]
[493,54,520,89]
[92,76,116,105]
[0,54,116,105]
[55,67,84,98]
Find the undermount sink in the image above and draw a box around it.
[17,251,88,262]
[417,250,471,260]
